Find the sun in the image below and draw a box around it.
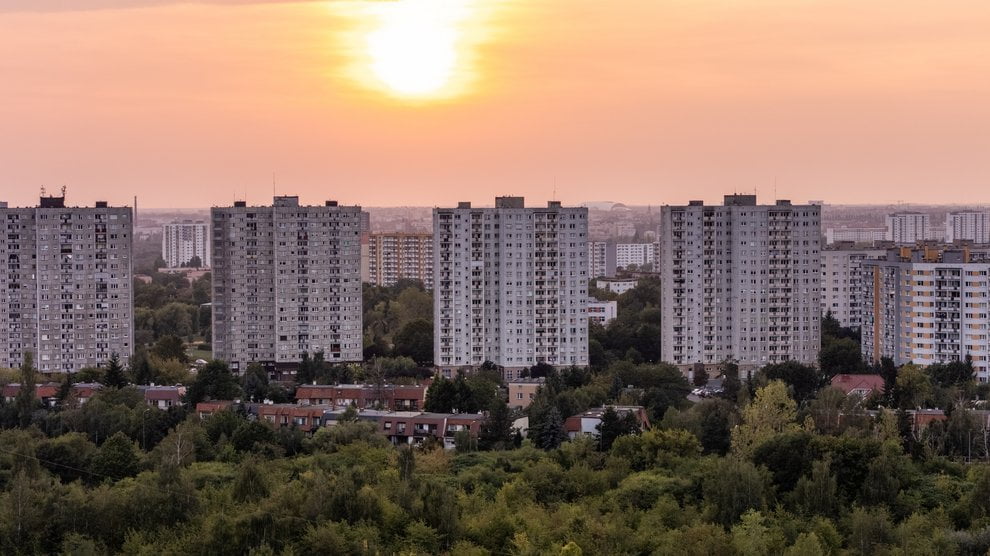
[337,0,489,102]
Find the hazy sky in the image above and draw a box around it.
[2,0,989,208]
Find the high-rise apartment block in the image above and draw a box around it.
[946,211,990,244]
[886,212,932,244]
[588,241,615,279]
[0,195,133,373]
[211,196,363,372]
[162,220,210,267]
[368,232,433,288]
[615,243,655,270]
[861,247,990,381]
[660,195,821,372]
[821,246,884,328]
[434,197,588,377]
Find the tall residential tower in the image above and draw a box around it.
[660,195,822,373]
[0,195,133,373]
[434,197,588,378]
[211,196,363,372]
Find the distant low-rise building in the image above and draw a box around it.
[2,382,103,407]
[595,278,638,294]
[195,400,234,419]
[320,408,486,449]
[137,385,186,409]
[587,300,618,326]
[564,405,651,439]
[295,383,427,412]
[508,378,544,409]
[830,374,885,397]
[257,404,328,432]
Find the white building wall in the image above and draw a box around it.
[614,243,654,269]
[885,212,932,244]
[162,220,211,267]
[946,211,990,244]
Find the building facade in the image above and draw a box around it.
[587,241,616,279]
[821,247,884,329]
[861,247,990,381]
[886,212,932,244]
[211,196,363,372]
[587,300,618,326]
[825,227,887,245]
[368,232,433,288]
[162,220,210,267]
[433,197,588,376]
[660,195,821,371]
[0,196,133,373]
[946,211,990,244]
[615,243,655,270]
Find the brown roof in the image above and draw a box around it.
[830,374,885,395]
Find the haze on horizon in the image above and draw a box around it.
[2,0,989,209]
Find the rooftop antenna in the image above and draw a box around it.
[552,175,557,202]
[61,185,67,197]
[40,185,46,197]
[273,171,276,198]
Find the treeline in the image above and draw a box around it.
[6,365,990,553]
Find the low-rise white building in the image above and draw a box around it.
[595,278,638,294]
[587,300,618,326]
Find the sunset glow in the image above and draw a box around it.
[343,0,487,101]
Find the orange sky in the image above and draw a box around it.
[2,0,989,208]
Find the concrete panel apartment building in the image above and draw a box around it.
[660,195,822,374]
[0,195,133,373]
[861,247,990,381]
[368,232,433,288]
[162,220,211,267]
[211,196,363,372]
[946,211,990,244]
[821,246,885,329]
[433,197,589,378]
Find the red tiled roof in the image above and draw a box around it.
[830,374,885,395]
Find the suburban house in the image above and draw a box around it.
[564,405,651,439]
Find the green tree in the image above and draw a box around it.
[596,407,640,451]
[186,360,242,405]
[14,353,37,428]
[101,353,128,389]
[703,458,767,527]
[531,405,568,450]
[893,363,932,409]
[241,363,270,403]
[760,361,822,403]
[152,335,189,364]
[731,381,799,457]
[791,457,840,518]
[393,319,434,365]
[479,399,514,451]
[89,431,140,481]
